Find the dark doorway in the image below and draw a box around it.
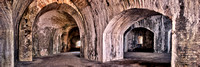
[61,27,80,52]
[128,28,154,52]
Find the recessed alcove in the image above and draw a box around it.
[18,3,84,61]
[103,9,172,66]
[123,14,172,64]
[124,27,154,52]
[61,27,81,52]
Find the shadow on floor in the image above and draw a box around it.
[16,52,170,67]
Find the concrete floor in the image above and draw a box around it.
[16,52,170,67]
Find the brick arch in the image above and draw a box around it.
[18,1,85,61]
[102,8,174,64]
[33,2,84,35]
[124,27,155,52]
[35,0,78,10]
[123,15,172,53]
[61,26,79,52]
[33,2,85,56]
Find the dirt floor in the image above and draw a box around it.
[16,52,171,67]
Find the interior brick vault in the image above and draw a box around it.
[0,0,200,67]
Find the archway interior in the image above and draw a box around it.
[32,10,81,57]
[124,27,154,52]
[102,8,173,63]
[123,15,172,64]
[19,9,81,61]
[61,27,80,52]
[18,2,85,61]
[123,15,172,53]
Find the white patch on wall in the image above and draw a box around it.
[75,40,81,48]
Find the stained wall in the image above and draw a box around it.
[0,0,199,67]
[124,15,172,53]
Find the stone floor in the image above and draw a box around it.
[16,52,171,67]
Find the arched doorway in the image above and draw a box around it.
[32,10,80,57]
[123,15,172,66]
[61,27,81,52]
[124,27,154,52]
[124,15,172,53]
[103,8,172,66]
[18,2,85,61]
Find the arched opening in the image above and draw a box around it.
[124,27,154,52]
[103,8,172,66]
[61,27,80,52]
[68,27,81,51]
[32,10,81,57]
[18,2,85,61]
[123,15,172,66]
